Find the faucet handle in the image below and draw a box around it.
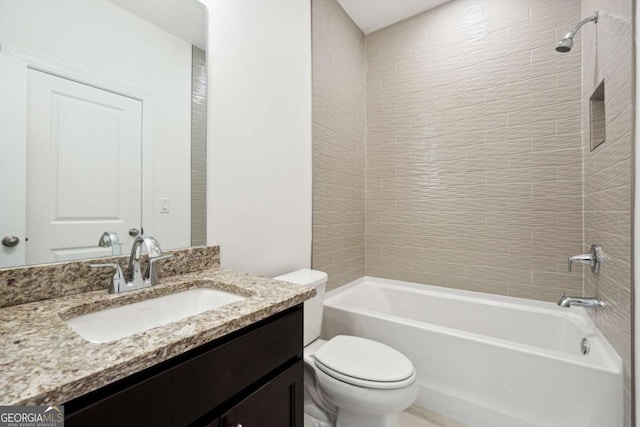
[568,254,591,272]
[568,244,603,274]
[148,254,173,286]
[89,263,126,293]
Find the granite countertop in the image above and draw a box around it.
[0,268,314,406]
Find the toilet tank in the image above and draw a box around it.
[274,269,328,346]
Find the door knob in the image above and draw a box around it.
[129,228,140,237]
[2,235,20,247]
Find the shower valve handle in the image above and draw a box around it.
[568,244,602,274]
[568,254,591,271]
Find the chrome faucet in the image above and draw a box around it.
[127,236,173,289]
[98,231,122,256]
[90,235,172,293]
[557,293,605,309]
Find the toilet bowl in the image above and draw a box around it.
[274,269,419,427]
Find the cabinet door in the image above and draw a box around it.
[221,361,303,427]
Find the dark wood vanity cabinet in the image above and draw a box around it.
[64,305,304,427]
[220,361,303,427]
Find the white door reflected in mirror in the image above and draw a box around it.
[26,69,143,264]
[0,54,27,268]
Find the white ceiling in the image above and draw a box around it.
[108,0,207,51]
[337,0,451,34]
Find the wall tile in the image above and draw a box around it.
[365,0,583,303]
[312,0,366,291]
[581,0,633,422]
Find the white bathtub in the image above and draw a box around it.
[321,277,623,427]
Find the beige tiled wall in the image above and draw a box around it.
[313,0,633,422]
[312,0,366,290]
[191,46,207,246]
[580,0,633,424]
[365,0,585,301]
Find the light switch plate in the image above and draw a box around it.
[160,198,170,213]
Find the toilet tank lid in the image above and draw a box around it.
[274,269,328,288]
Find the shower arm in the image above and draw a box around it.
[563,12,598,39]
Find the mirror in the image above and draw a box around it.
[0,0,207,268]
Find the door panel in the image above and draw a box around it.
[0,54,27,268]
[26,69,142,264]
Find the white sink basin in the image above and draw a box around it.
[65,288,246,343]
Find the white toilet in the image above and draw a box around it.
[274,269,419,427]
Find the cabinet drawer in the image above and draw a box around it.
[65,305,302,427]
[221,361,303,427]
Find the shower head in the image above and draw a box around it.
[555,37,573,53]
[555,11,598,53]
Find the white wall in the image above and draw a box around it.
[0,0,192,251]
[204,0,313,277]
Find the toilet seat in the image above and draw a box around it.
[313,335,416,390]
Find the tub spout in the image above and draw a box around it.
[557,293,605,308]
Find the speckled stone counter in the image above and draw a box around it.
[0,268,314,406]
[0,246,221,308]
